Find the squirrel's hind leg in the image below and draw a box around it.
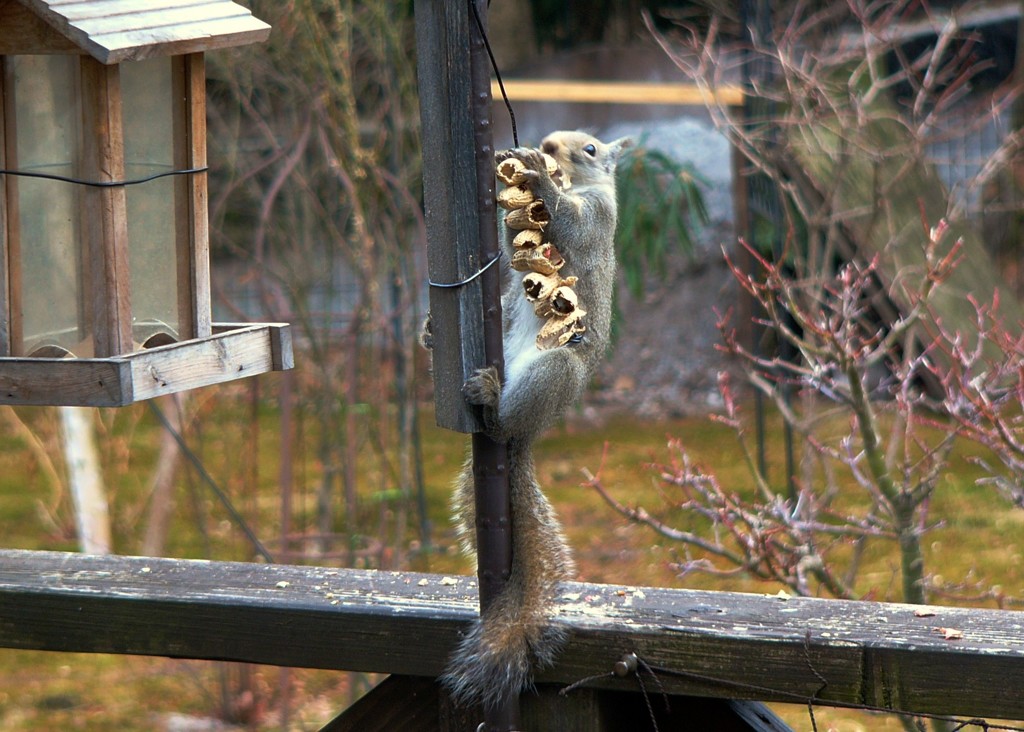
[463,366,503,439]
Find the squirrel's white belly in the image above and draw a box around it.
[503,293,543,399]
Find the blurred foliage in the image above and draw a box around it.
[615,144,709,298]
[203,0,429,566]
[525,0,736,49]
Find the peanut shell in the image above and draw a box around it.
[504,200,550,230]
[512,229,544,249]
[497,183,534,210]
[496,157,529,185]
[511,244,565,275]
[536,309,587,350]
[522,272,560,303]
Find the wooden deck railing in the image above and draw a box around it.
[1,549,1022,730]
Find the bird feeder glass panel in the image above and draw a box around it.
[7,54,185,356]
[10,54,82,357]
[121,57,181,349]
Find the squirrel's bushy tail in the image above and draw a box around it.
[443,439,575,709]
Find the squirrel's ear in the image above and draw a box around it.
[607,137,634,161]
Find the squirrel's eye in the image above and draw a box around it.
[583,144,597,157]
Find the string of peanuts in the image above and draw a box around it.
[495,154,587,350]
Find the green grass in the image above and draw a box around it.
[0,393,1021,730]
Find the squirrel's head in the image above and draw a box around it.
[540,131,632,186]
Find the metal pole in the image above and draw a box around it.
[468,1,518,728]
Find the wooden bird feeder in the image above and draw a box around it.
[0,0,292,407]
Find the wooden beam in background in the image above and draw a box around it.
[491,79,744,106]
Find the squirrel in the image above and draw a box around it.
[435,130,632,710]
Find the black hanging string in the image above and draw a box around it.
[632,667,661,732]
[804,630,827,731]
[427,250,502,289]
[635,655,671,718]
[469,0,518,148]
[0,165,208,189]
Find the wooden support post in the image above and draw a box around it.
[79,56,132,358]
[415,0,516,727]
[173,52,211,341]
[0,58,12,357]
[415,0,486,434]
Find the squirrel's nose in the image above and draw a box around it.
[542,140,558,156]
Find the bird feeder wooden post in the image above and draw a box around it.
[0,0,292,407]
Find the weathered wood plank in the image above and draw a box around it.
[0,550,1021,721]
[321,675,443,732]
[70,3,254,36]
[414,0,486,433]
[322,677,790,732]
[0,323,291,406]
[124,322,284,401]
[18,0,271,64]
[90,22,271,64]
[0,356,129,404]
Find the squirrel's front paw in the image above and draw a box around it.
[418,313,434,351]
[511,148,546,174]
[463,367,501,408]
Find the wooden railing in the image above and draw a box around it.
[2,549,1022,730]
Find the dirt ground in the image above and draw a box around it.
[585,111,742,420]
[589,245,738,420]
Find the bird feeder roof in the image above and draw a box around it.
[3,0,271,64]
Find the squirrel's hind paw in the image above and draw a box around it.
[463,367,501,409]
